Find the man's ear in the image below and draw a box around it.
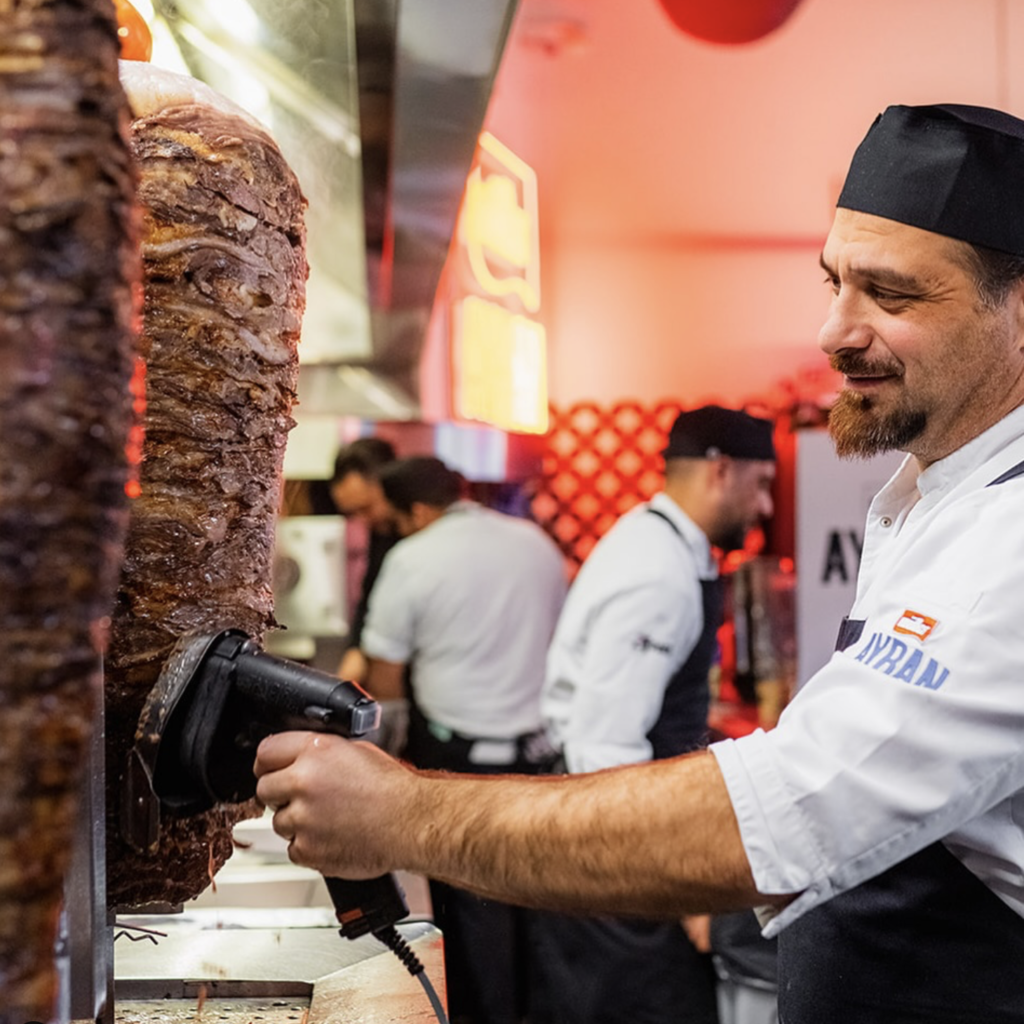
[1012,279,1024,353]
[410,501,436,532]
[709,455,733,485]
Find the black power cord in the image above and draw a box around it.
[325,875,449,1024]
[373,923,450,1024]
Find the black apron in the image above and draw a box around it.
[778,457,1024,1023]
[646,506,725,759]
[648,581,724,756]
[531,509,724,1024]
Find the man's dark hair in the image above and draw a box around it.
[958,241,1024,309]
[331,436,396,485]
[378,457,462,513]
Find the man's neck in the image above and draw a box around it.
[661,482,712,544]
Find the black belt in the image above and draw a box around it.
[425,720,529,765]
[408,705,559,770]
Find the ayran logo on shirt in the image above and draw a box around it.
[893,610,937,641]
[852,631,950,690]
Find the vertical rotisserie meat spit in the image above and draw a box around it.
[0,0,140,1018]
[105,62,308,909]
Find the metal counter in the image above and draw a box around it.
[113,911,444,1023]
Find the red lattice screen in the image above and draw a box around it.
[531,400,686,569]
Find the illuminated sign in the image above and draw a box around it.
[454,296,548,433]
[460,134,541,313]
[450,132,547,434]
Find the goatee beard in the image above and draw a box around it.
[828,389,927,459]
[713,524,750,554]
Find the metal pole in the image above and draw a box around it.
[59,667,112,1024]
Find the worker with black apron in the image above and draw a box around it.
[535,406,777,1023]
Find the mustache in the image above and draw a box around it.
[829,353,904,378]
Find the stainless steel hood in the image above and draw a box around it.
[149,0,519,419]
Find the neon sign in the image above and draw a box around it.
[451,132,547,434]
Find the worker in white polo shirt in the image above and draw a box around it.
[360,455,567,1024]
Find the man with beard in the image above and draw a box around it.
[257,103,1024,1024]
[531,406,775,1024]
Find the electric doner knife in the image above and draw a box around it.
[121,629,409,940]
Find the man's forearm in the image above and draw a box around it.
[395,751,768,917]
[256,735,780,920]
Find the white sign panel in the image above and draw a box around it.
[272,516,348,639]
[795,430,903,688]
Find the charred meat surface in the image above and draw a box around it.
[106,69,308,909]
[0,0,139,1019]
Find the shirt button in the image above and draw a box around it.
[879,516,893,528]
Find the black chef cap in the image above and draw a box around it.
[663,405,775,462]
[837,103,1024,256]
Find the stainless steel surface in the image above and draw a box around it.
[116,916,435,992]
[112,814,439,1015]
[115,813,434,984]
[60,671,113,1024]
[151,0,368,365]
[149,0,519,419]
[113,916,443,1023]
[354,0,520,386]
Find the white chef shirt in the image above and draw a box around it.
[542,493,717,773]
[712,404,1024,936]
[362,501,567,739]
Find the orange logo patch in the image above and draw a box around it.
[893,611,937,641]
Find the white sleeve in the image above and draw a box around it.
[560,574,703,773]
[712,518,1024,935]
[360,547,415,665]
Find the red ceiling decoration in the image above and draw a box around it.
[656,0,804,45]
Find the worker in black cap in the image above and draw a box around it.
[257,103,1024,1024]
[532,405,775,1024]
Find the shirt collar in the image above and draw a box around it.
[875,402,1024,511]
[648,492,717,576]
[444,499,478,515]
[916,402,1024,497]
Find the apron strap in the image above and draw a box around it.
[647,506,685,537]
[987,457,1024,487]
